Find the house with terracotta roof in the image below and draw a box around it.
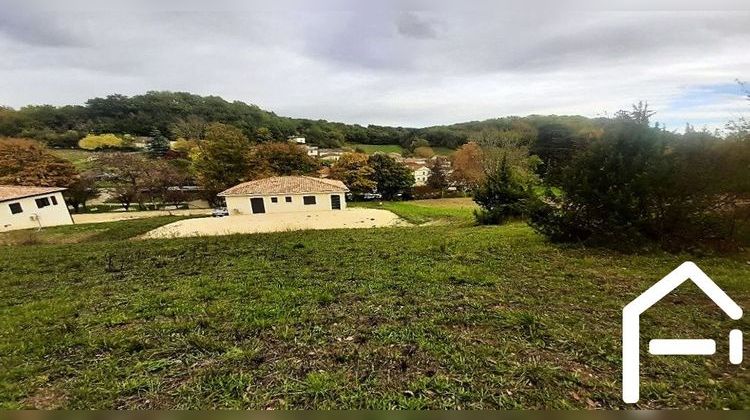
[1,185,73,232]
[218,176,349,215]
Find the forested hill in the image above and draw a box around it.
[0,91,602,149]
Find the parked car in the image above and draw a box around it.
[211,207,229,217]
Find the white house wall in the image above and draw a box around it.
[1,192,73,232]
[225,192,347,215]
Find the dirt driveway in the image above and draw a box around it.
[141,208,407,239]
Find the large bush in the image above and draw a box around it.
[473,155,534,224]
[528,121,750,250]
[78,133,125,150]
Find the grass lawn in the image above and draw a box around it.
[0,216,190,246]
[351,198,477,225]
[50,149,99,170]
[0,201,749,409]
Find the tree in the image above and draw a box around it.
[367,154,414,199]
[0,138,78,187]
[64,171,99,213]
[426,156,450,190]
[450,142,484,191]
[192,123,253,202]
[96,152,150,211]
[171,138,199,157]
[170,115,207,140]
[78,133,125,150]
[140,160,191,209]
[247,142,320,179]
[528,121,749,249]
[147,128,170,158]
[615,101,656,126]
[413,146,434,158]
[255,127,275,143]
[329,153,376,195]
[473,153,533,225]
[530,123,582,184]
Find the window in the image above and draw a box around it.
[35,197,50,208]
[9,203,22,214]
[303,196,316,205]
[271,197,278,203]
[50,196,58,205]
[285,196,292,203]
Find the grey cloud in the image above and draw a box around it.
[0,12,86,47]
[396,12,438,39]
[0,4,748,130]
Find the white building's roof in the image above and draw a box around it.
[0,185,66,203]
[218,176,348,196]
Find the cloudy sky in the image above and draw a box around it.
[1,0,749,130]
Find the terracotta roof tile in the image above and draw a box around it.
[218,176,348,196]
[0,185,66,202]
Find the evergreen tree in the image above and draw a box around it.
[148,128,170,157]
[473,154,532,224]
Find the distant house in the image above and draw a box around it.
[218,176,349,215]
[0,185,73,232]
[286,136,319,157]
[288,136,307,144]
[405,162,431,186]
[318,149,345,162]
[305,145,319,157]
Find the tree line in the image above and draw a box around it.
[0,91,609,151]
[466,101,750,251]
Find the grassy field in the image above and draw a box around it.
[0,216,189,246]
[351,198,477,225]
[50,149,99,170]
[1,199,749,409]
[346,144,455,156]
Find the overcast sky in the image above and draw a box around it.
[1,1,749,130]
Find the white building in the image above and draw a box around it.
[318,149,345,162]
[405,163,432,186]
[0,185,73,232]
[305,145,319,157]
[218,176,349,215]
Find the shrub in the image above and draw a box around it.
[78,133,124,150]
[528,121,750,250]
[473,155,533,225]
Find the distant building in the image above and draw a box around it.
[319,149,345,162]
[218,176,349,215]
[287,136,319,156]
[0,185,73,232]
[305,145,319,157]
[405,162,431,187]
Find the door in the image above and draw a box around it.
[250,197,265,214]
[330,194,341,210]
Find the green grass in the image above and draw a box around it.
[0,216,190,246]
[50,149,99,170]
[351,198,477,225]
[0,208,749,409]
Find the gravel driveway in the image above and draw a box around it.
[141,208,407,239]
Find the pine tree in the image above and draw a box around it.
[148,128,170,158]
